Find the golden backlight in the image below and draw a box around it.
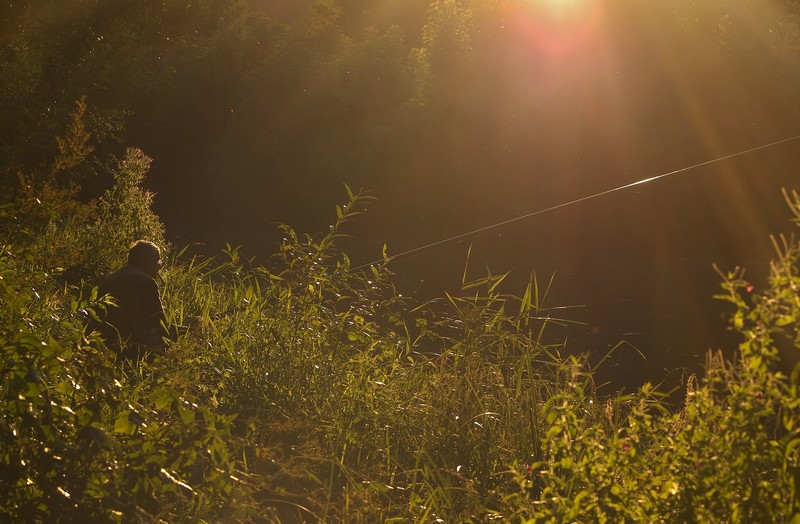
[530,0,591,20]
[511,0,603,57]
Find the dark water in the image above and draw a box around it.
[154,1,800,394]
[166,141,799,394]
[375,145,800,393]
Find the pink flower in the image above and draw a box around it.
[621,440,631,453]
[745,285,755,293]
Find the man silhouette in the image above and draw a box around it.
[95,240,171,361]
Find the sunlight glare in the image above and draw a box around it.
[512,0,603,58]
[531,0,591,22]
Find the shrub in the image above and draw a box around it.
[2,99,166,282]
[0,245,253,522]
[506,190,800,522]
[83,147,167,277]
[5,138,799,521]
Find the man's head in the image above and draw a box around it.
[128,240,162,278]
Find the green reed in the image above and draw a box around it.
[3,187,799,522]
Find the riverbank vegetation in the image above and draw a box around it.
[2,113,799,521]
[3,1,800,520]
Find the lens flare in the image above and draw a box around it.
[532,0,592,21]
[511,0,603,57]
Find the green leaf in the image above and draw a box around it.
[177,402,195,425]
[114,411,135,435]
[153,387,177,411]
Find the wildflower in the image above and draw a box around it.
[621,440,631,453]
[745,284,755,293]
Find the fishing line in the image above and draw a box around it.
[353,134,800,270]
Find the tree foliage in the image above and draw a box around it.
[2,0,798,234]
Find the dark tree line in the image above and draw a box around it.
[2,0,799,250]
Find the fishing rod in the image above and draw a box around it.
[353,134,800,271]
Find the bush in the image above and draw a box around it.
[1,99,165,282]
[0,244,254,522]
[506,189,800,522]
[4,130,799,521]
[83,147,167,277]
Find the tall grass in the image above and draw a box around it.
[2,184,799,521]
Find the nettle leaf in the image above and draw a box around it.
[113,411,135,435]
[152,387,178,411]
[177,402,195,425]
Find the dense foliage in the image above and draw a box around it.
[2,108,800,520]
[2,1,800,521]
[3,0,798,235]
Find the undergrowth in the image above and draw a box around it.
[2,107,799,521]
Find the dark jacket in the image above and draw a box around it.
[95,264,169,360]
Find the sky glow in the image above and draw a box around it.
[518,0,602,57]
[531,0,591,22]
